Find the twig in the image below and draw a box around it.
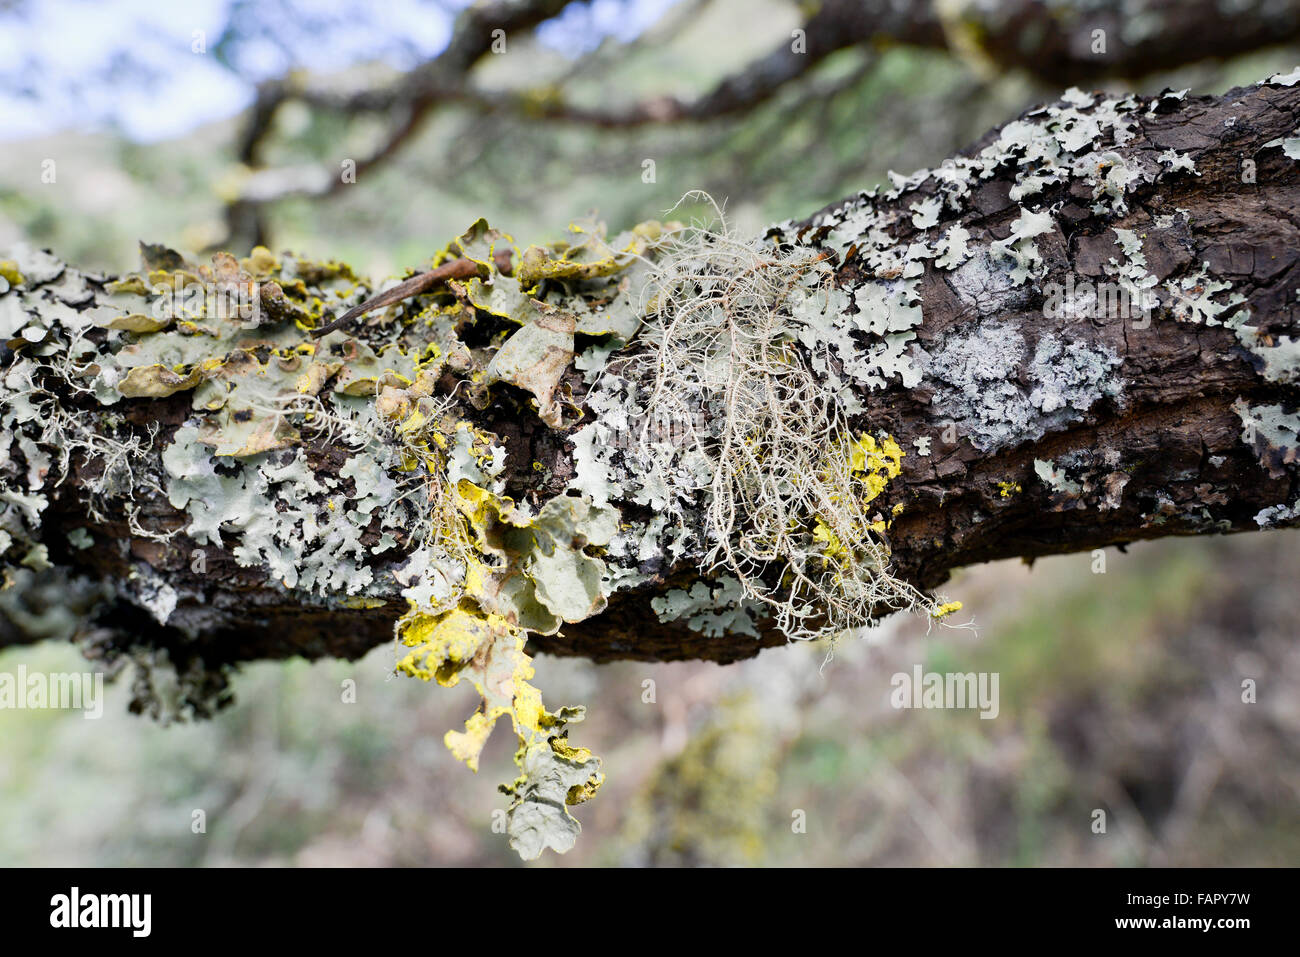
[309,249,512,338]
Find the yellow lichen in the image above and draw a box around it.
[844,432,905,502]
[395,602,603,856]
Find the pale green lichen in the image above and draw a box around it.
[1164,262,1246,325]
[1234,399,1300,479]
[651,576,763,638]
[1035,458,1084,497]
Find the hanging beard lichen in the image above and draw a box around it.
[612,193,956,640]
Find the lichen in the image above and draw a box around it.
[588,196,949,639]
[917,322,1122,454]
[1234,399,1300,479]
[1035,458,1084,497]
[650,576,763,638]
[395,607,602,858]
[0,229,650,851]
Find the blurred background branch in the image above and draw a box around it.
[8,0,1300,272]
[217,0,1300,249]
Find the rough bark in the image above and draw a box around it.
[4,75,1300,685]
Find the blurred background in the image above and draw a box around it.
[1,0,1299,866]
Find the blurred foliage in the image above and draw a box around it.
[4,530,1297,866]
[5,0,1293,277]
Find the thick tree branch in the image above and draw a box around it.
[4,74,1300,692]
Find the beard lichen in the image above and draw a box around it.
[606,196,949,640]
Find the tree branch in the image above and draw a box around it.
[219,0,581,248]
[4,74,1300,690]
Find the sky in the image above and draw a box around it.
[0,0,679,142]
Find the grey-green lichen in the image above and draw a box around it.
[650,575,763,638]
[1234,399,1300,479]
[0,225,657,854]
[915,319,1124,454]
